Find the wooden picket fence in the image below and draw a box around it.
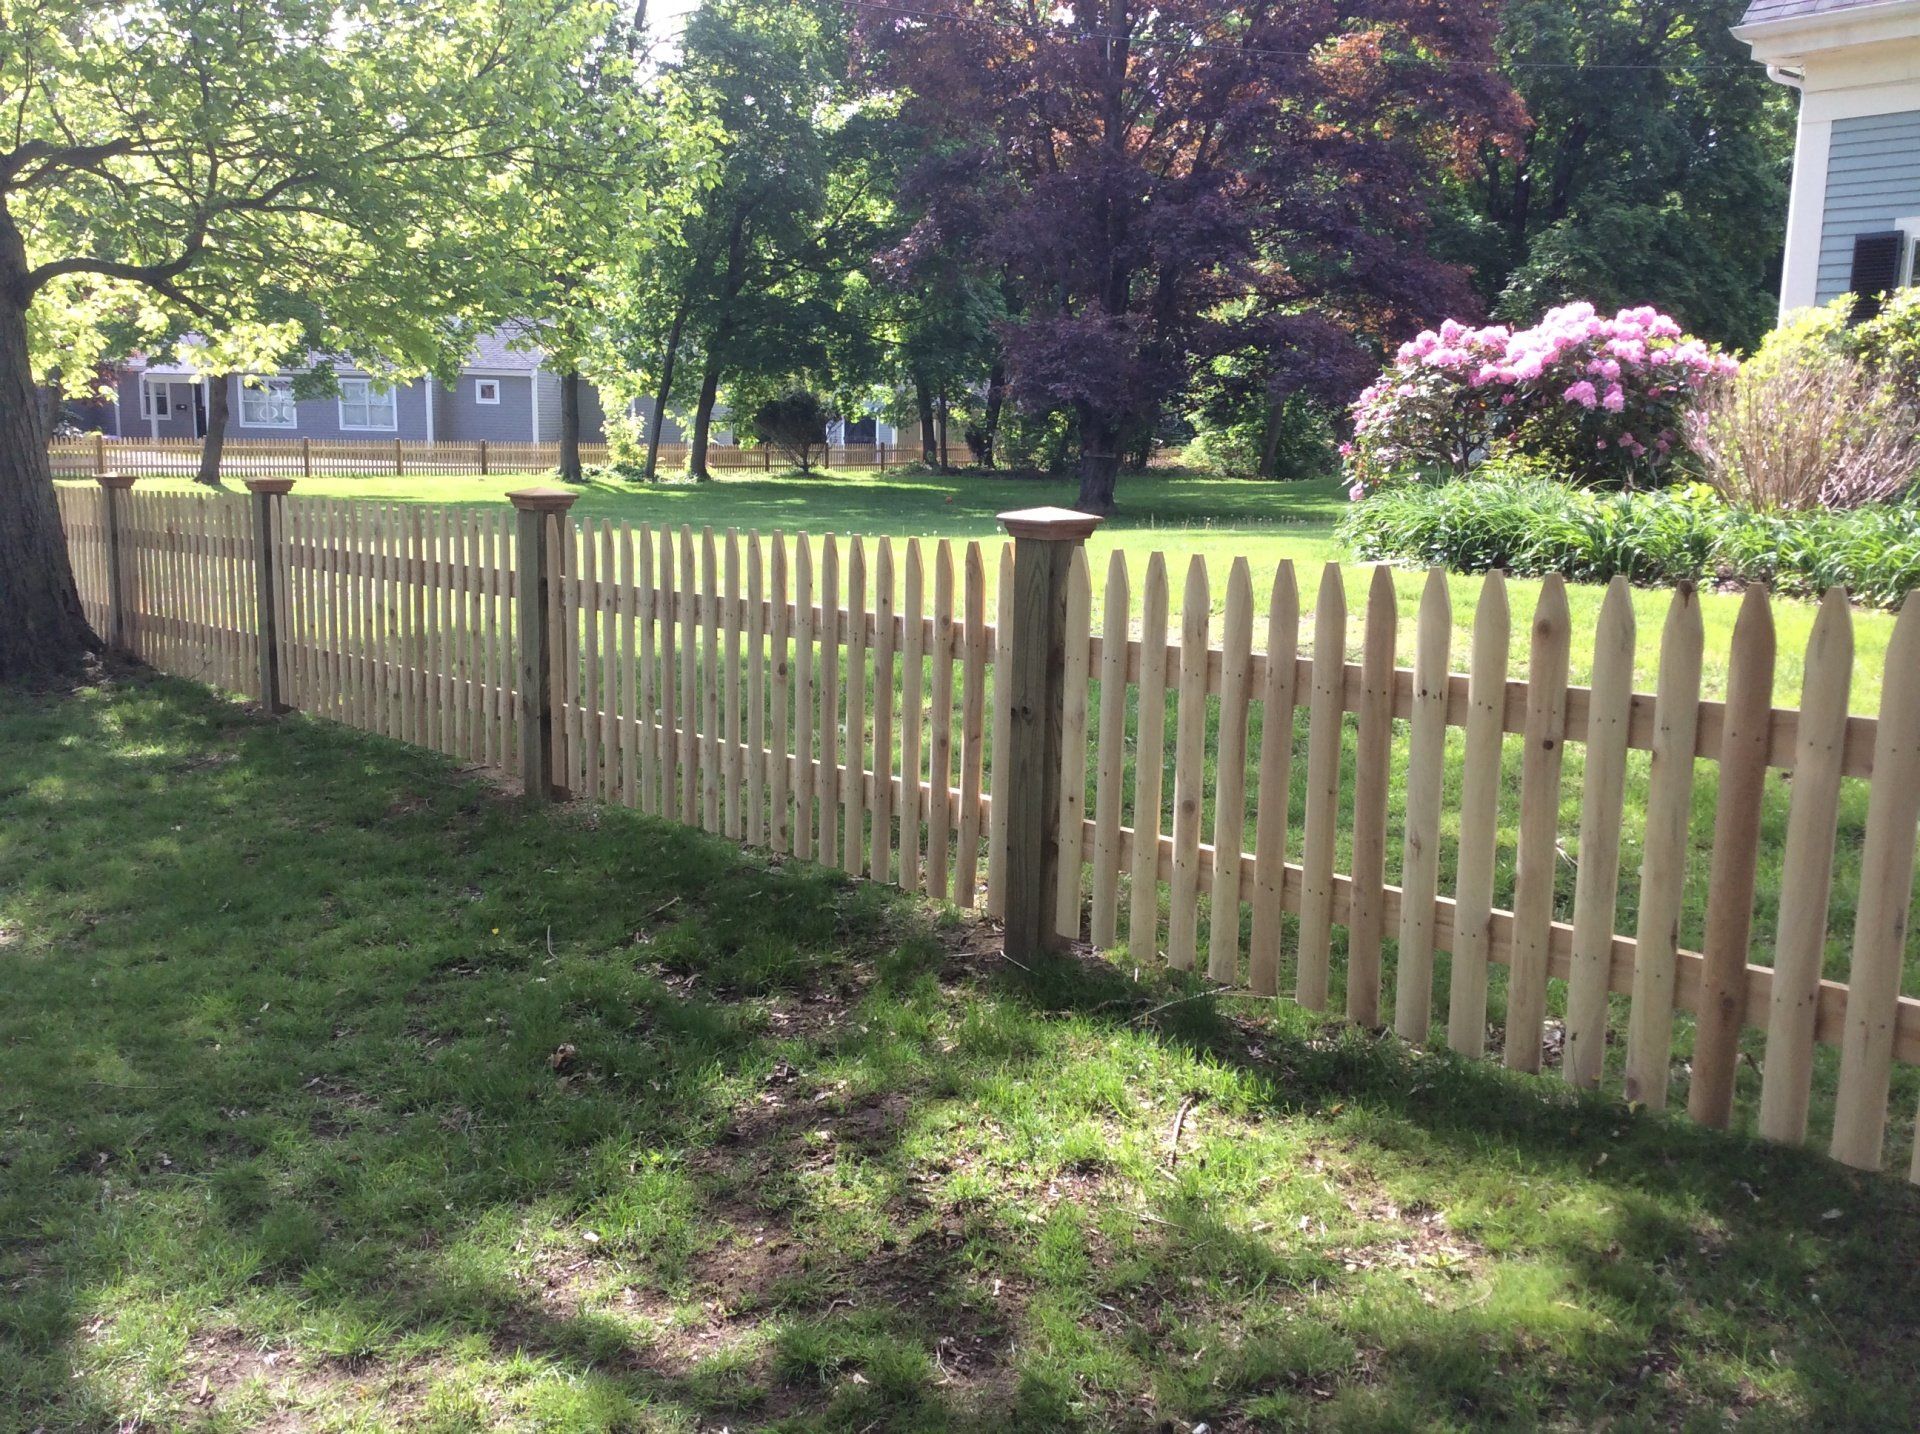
[50,435,962,481]
[52,482,1920,1184]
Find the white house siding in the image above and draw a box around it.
[1815,109,1920,303]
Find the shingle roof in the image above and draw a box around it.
[463,322,548,372]
[1740,0,1901,25]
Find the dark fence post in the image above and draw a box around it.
[244,477,296,713]
[96,472,137,654]
[996,506,1103,959]
[509,486,578,802]
[301,437,312,478]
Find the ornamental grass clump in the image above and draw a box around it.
[1346,302,1735,495]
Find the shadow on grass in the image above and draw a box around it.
[2,672,1917,1431]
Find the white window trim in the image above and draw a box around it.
[138,376,171,421]
[235,375,298,430]
[474,377,502,405]
[1898,217,1920,288]
[336,376,399,432]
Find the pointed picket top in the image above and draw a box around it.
[1832,591,1920,1170]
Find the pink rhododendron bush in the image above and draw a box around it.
[1345,303,1737,497]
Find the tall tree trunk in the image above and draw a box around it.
[689,349,723,482]
[1074,404,1122,515]
[194,376,231,486]
[979,362,1006,470]
[0,284,97,676]
[1258,395,1286,479]
[937,391,949,471]
[914,373,937,467]
[558,369,584,484]
[643,296,691,483]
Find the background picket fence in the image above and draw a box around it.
[49,435,965,481]
[53,482,1920,1184]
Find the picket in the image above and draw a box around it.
[1090,553,1131,948]
[1564,578,1636,1089]
[871,539,897,884]
[1053,549,1092,938]
[1166,560,1211,970]
[986,545,1015,919]
[1758,590,1853,1142]
[1690,586,1776,1126]
[1624,587,1705,1109]
[1347,566,1398,1027]
[1831,597,1920,1170]
[1296,565,1346,1011]
[927,542,956,901]
[1129,555,1170,959]
[1447,571,1510,1059]
[1248,562,1300,999]
[1505,576,1571,1074]
[957,544,989,907]
[846,537,870,874]
[1393,569,1451,1043]
[1207,559,1254,985]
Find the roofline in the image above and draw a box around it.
[1734,0,1920,57]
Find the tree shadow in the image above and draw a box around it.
[3,674,1916,1431]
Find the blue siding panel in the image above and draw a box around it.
[1816,110,1920,304]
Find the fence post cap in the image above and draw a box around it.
[997,506,1104,542]
[507,486,580,514]
[95,471,138,491]
[243,477,297,496]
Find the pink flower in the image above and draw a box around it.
[1602,386,1626,413]
[1348,482,1368,503]
[1338,442,1355,457]
[1564,381,1598,409]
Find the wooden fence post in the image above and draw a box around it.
[301,437,312,478]
[509,486,578,802]
[96,472,137,653]
[394,438,404,476]
[997,505,1103,959]
[479,439,490,476]
[94,433,108,477]
[244,477,295,713]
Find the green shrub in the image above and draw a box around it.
[1340,476,1920,607]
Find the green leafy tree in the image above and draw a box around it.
[638,0,889,481]
[1,0,603,676]
[1459,0,1793,349]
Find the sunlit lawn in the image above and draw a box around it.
[4,674,1920,1430]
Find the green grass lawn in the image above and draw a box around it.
[86,466,1902,712]
[5,674,1920,1431]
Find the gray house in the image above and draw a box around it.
[104,327,624,444]
[1737,0,1920,318]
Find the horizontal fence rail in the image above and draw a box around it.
[54,479,1920,1187]
[50,435,971,481]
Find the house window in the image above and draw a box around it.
[238,376,297,428]
[338,377,398,431]
[139,379,170,420]
[475,378,502,405]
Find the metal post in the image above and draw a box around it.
[996,506,1103,958]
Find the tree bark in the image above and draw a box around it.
[1074,405,1122,514]
[0,285,98,677]
[1259,398,1286,479]
[558,369,584,484]
[936,390,950,471]
[194,376,231,486]
[914,372,937,467]
[643,295,690,483]
[689,348,723,482]
[979,361,1006,470]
